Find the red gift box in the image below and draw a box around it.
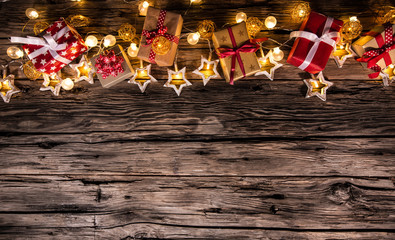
[287,12,343,74]
[11,18,87,75]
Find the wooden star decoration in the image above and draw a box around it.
[379,65,395,87]
[303,71,333,101]
[332,42,354,68]
[70,55,95,84]
[128,64,157,93]
[255,51,283,80]
[0,74,20,103]
[164,67,192,96]
[192,55,220,86]
[40,72,63,96]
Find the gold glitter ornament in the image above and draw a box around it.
[23,61,42,80]
[118,23,136,42]
[66,15,90,28]
[197,20,216,39]
[383,9,395,24]
[342,17,363,41]
[246,17,263,37]
[291,2,311,23]
[152,36,171,55]
[33,21,50,35]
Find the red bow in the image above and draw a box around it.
[95,50,124,79]
[358,23,395,78]
[142,26,170,45]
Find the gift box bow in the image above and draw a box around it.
[357,23,395,78]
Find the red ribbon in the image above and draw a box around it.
[357,23,395,78]
[141,10,180,63]
[216,27,263,85]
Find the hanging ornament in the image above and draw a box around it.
[197,20,216,39]
[40,73,63,96]
[70,55,95,84]
[0,74,20,103]
[95,50,124,79]
[246,17,263,38]
[118,23,136,42]
[291,2,310,23]
[192,55,220,86]
[341,16,362,41]
[332,42,354,68]
[152,36,172,55]
[380,64,395,87]
[128,61,157,93]
[23,61,42,80]
[235,12,247,23]
[33,21,49,35]
[303,72,333,101]
[66,15,90,28]
[255,50,283,80]
[164,67,192,96]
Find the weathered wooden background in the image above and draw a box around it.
[1,0,395,239]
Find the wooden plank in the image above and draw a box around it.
[0,138,394,176]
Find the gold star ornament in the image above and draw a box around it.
[255,51,283,80]
[192,55,220,86]
[70,55,95,84]
[128,64,157,93]
[0,74,20,103]
[303,71,333,101]
[331,42,354,68]
[164,67,192,96]
[41,72,63,96]
[379,64,395,87]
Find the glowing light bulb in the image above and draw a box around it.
[390,64,394,68]
[7,46,24,59]
[271,47,284,61]
[61,78,74,91]
[26,8,39,19]
[85,35,98,48]
[103,35,116,47]
[187,32,200,45]
[265,16,277,29]
[236,12,247,23]
[128,43,139,57]
[139,1,149,16]
[350,16,358,22]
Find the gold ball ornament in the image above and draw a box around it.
[66,15,90,28]
[118,23,136,42]
[197,20,216,39]
[342,17,362,41]
[246,17,263,37]
[23,61,42,80]
[291,2,311,23]
[33,21,50,35]
[383,10,395,24]
[152,36,171,55]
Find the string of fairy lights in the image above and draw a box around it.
[1,0,395,103]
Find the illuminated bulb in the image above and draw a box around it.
[26,8,39,19]
[236,12,247,23]
[127,43,139,57]
[103,35,116,47]
[7,46,24,59]
[85,35,98,48]
[339,45,344,49]
[139,1,149,16]
[265,16,277,29]
[271,47,284,61]
[61,78,74,91]
[299,10,305,17]
[350,16,358,22]
[187,32,200,45]
[389,64,395,68]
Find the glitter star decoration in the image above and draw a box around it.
[379,64,395,87]
[255,51,283,80]
[164,67,192,96]
[128,64,157,93]
[303,71,334,101]
[40,72,63,96]
[192,55,220,86]
[70,55,95,84]
[332,42,354,68]
[0,74,20,103]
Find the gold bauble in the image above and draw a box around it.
[383,9,395,24]
[342,18,363,41]
[118,23,136,42]
[246,17,263,37]
[152,36,171,55]
[23,61,42,80]
[291,2,311,23]
[33,21,50,35]
[197,20,216,39]
[66,15,90,28]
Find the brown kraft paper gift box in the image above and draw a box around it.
[137,7,183,67]
[212,22,260,83]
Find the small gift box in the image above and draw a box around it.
[287,12,343,74]
[11,18,87,75]
[137,7,183,66]
[212,22,260,84]
[91,45,135,88]
[352,23,395,78]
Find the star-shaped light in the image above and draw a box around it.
[255,51,283,80]
[192,55,220,86]
[332,42,354,68]
[41,72,63,96]
[164,67,192,96]
[379,64,395,87]
[303,71,333,101]
[0,74,20,103]
[70,55,95,84]
[128,64,157,93]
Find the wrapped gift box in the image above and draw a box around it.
[137,7,183,66]
[287,12,343,74]
[212,22,260,84]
